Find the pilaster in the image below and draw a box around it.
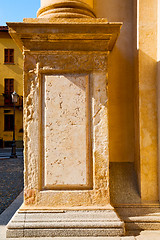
[134,0,159,201]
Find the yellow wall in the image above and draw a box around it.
[94,0,159,201]
[0,31,23,146]
[94,0,135,162]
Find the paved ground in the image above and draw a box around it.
[0,148,23,215]
[1,148,160,239]
[0,148,23,159]
[0,194,160,240]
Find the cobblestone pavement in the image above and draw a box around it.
[0,153,160,239]
[0,154,24,215]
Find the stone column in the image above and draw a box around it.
[37,0,96,18]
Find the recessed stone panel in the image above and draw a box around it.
[42,74,91,190]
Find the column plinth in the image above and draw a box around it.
[37,0,96,18]
[6,0,123,236]
[6,18,124,237]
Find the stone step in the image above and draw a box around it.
[115,206,160,231]
[6,210,125,238]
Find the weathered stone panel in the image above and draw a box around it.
[42,74,91,189]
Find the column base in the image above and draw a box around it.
[37,1,96,18]
[6,209,125,238]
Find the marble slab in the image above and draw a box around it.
[42,74,91,189]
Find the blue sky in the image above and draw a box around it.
[0,0,40,26]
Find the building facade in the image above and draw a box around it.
[0,26,23,148]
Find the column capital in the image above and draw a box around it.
[37,0,96,18]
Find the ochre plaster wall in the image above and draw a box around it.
[0,32,23,145]
[158,0,160,201]
[95,0,159,201]
[94,0,135,162]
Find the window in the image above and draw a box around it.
[4,115,14,131]
[4,49,14,63]
[4,79,14,105]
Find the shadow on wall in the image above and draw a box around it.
[0,84,3,93]
[108,45,135,163]
[109,48,158,202]
[4,63,23,76]
[94,0,135,163]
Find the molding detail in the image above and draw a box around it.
[37,0,96,18]
[7,19,122,52]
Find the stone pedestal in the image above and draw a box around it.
[6,18,123,237]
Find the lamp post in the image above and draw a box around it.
[10,91,19,158]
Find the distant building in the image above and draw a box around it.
[0,26,23,148]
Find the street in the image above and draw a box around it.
[0,148,23,214]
